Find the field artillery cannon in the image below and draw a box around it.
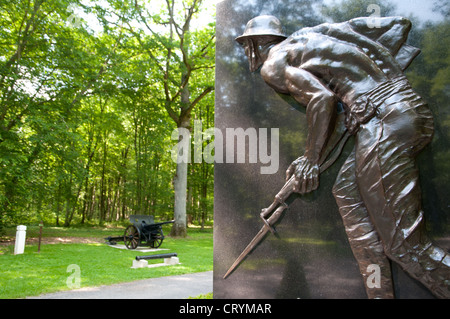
[106,215,174,250]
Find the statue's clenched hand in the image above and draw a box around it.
[286,156,319,194]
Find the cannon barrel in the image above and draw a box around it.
[152,220,175,226]
[135,253,178,261]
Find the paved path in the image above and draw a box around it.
[28,271,213,299]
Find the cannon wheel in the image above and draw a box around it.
[150,229,164,248]
[124,225,140,249]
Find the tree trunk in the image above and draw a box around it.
[171,161,188,237]
[170,128,189,237]
[200,170,208,230]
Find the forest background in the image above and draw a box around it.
[0,0,448,236]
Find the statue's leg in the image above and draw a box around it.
[333,149,395,299]
[354,94,450,299]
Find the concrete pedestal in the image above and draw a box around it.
[131,257,180,269]
[14,225,26,255]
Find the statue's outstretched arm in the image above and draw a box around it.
[282,66,338,193]
[283,66,338,165]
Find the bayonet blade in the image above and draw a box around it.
[223,224,270,279]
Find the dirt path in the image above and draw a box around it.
[0,236,103,246]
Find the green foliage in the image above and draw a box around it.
[0,0,215,229]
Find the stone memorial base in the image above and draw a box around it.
[131,257,180,269]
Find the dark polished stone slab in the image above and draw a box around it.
[213,0,450,299]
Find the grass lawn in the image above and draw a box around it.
[0,225,212,299]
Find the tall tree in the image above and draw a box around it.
[110,0,215,236]
[0,0,215,232]
[0,0,120,227]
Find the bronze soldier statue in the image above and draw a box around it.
[235,15,449,299]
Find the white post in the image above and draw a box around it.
[14,225,27,255]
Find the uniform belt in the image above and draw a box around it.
[344,76,410,134]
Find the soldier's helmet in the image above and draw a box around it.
[235,15,287,44]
